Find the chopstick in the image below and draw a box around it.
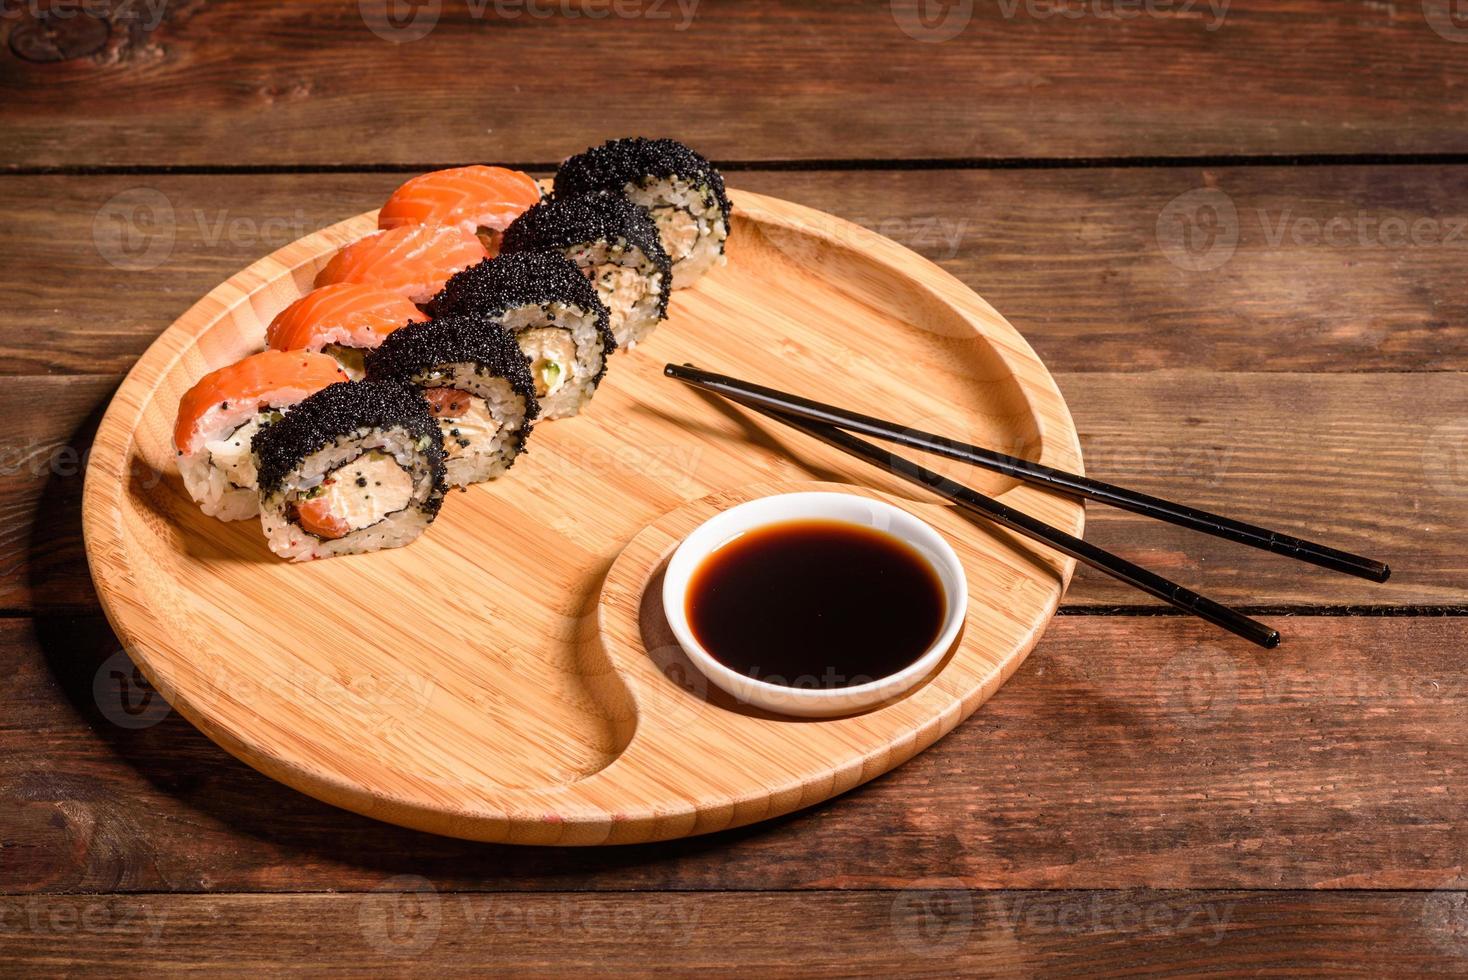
[680,388,1280,648]
[665,363,1389,584]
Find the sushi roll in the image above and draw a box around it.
[266,283,429,379]
[499,191,670,350]
[314,223,489,305]
[554,138,731,288]
[253,379,447,562]
[365,316,539,487]
[427,252,614,420]
[173,350,350,521]
[378,165,543,255]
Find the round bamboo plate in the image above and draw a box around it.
[82,189,1085,845]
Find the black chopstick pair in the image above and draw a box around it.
[664,363,1391,649]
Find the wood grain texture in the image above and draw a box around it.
[3,0,1460,965]
[1,890,1465,975]
[1065,371,1467,607]
[13,372,1460,612]
[80,191,1085,843]
[6,616,1462,893]
[3,2,1467,166]
[10,167,1468,377]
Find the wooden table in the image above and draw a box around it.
[2,3,1464,974]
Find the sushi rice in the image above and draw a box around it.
[500,191,671,350]
[266,283,429,380]
[173,136,738,562]
[254,380,447,562]
[178,408,282,521]
[427,252,615,420]
[554,137,731,289]
[174,351,348,522]
[365,316,540,487]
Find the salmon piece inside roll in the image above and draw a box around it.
[426,252,615,420]
[365,316,540,487]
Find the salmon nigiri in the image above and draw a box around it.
[174,350,349,521]
[266,283,429,379]
[314,224,489,305]
[378,165,542,254]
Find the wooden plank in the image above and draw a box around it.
[4,616,1462,892]
[6,370,1460,612]
[0,890,1464,974]
[3,2,1467,166]
[7,175,398,376]
[9,166,1468,377]
[0,376,115,613]
[1062,370,1467,607]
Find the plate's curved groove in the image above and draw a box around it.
[82,189,1084,844]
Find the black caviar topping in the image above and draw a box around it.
[427,252,602,323]
[554,137,731,229]
[428,252,615,350]
[252,379,446,514]
[425,252,617,390]
[500,191,672,323]
[364,315,540,425]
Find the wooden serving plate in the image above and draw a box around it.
[82,190,1085,845]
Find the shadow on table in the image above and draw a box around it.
[23,390,820,888]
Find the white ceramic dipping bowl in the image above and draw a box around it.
[661,491,968,718]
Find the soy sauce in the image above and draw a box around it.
[686,519,946,689]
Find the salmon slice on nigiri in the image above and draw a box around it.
[173,350,349,521]
[314,224,488,305]
[378,165,542,254]
[266,283,429,379]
